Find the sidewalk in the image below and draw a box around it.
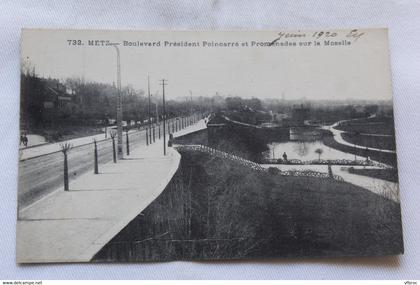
[19,134,47,149]
[16,119,207,263]
[19,116,197,160]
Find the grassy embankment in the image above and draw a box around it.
[323,116,399,182]
[321,130,398,168]
[335,116,397,151]
[335,116,395,135]
[347,167,399,183]
[341,133,396,151]
[93,150,403,262]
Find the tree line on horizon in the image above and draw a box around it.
[19,72,221,130]
[20,69,392,131]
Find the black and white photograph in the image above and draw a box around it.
[16,28,403,263]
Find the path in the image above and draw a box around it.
[19,134,47,149]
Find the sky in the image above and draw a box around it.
[21,29,394,101]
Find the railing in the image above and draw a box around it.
[174,144,344,181]
[221,115,262,129]
[175,144,266,172]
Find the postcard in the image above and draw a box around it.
[17,28,403,263]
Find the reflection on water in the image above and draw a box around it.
[265,127,363,161]
[294,142,309,157]
[265,140,361,161]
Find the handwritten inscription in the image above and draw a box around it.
[346,29,365,41]
[269,29,365,46]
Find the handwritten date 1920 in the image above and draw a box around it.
[312,31,337,39]
[312,29,365,42]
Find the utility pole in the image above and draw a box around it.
[189,90,193,124]
[155,92,159,124]
[160,79,167,155]
[148,75,152,143]
[108,43,123,159]
[152,91,159,140]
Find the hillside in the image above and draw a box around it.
[93,150,403,262]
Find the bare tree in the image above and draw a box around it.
[60,142,72,191]
[315,148,323,161]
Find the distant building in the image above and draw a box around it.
[42,80,80,121]
[291,104,310,126]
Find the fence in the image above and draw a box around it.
[175,144,266,172]
[174,144,344,181]
[261,157,388,168]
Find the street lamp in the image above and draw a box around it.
[108,43,123,159]
[154,92,159,124]
[160,79,167,155]
[148,75,152,143]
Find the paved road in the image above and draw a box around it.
[18,115,201,209]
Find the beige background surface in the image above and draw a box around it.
[1,0,419,280]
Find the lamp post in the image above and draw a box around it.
[160,79,167,155]
[151,92,159,140]
[189,90,193,124]
[93,139,99,174]
[108,43,123,159]
[148,75,152,144]
[126,129,130,155]
[155,96,159,124]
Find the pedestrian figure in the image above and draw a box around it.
[20,133,28,147]
[168,133,174,147]
[282,152,288,163]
